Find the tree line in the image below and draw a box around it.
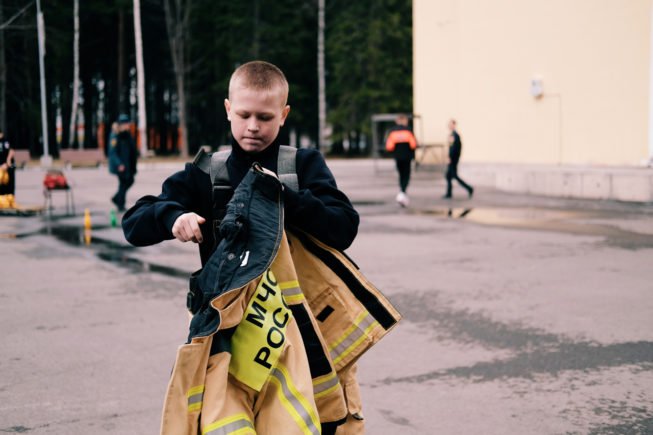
[1,0,412,158]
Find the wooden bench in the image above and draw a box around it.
[13,150,31,169]
[59,149,106,168]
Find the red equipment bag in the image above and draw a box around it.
[43,170,69,190]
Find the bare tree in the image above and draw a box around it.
[163,0,191,158]
[133,0,147,157]
[68,0,80,148]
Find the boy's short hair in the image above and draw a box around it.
[229,61,289,105]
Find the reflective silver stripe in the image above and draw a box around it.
[313,374,340,395]
[205,418,254,435]
[330,313,376,362]
[282,286,302,297]
[188,392,204,406]
[272,368,320,435]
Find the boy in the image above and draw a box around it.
[123,61,358,262]
[122,61,362,432]
[385,114,417,207]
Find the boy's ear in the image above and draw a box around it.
[224,99,231,120]
[280,105,290,126]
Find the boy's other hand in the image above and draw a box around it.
[172,213,206,243]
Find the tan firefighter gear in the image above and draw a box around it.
[160,164,401,434]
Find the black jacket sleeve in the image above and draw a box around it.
[122,163,211,246]
[449,132,462,164]
[283,149,359,251]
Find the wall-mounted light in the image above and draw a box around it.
[530,77,544,99]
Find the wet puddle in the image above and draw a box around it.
[413,207,653,249]
[4,223,190,280]
[3,203,652,281]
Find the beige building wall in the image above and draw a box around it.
[413,0,652,166]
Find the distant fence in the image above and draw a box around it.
[59,149,106,168]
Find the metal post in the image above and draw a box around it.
[133,0,148,157]
[649,1,653,165]
[36,0,51,167]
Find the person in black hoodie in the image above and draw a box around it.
[122,61,359,265]
[443,119,473,199]
[122,60,361,434]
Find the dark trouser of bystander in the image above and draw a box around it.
[112,173,134,211]
[395,159,412,193]
[445,163,473,198]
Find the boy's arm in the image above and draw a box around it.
[122,164,209,246]
[283,149,359,251]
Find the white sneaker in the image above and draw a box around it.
[395,192,409,207]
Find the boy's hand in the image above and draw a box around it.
[172,213,206,243]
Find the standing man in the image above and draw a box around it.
[0,130,16,197]
[108,114,138,211]
[385,114,417,207]
[443,119,473,199]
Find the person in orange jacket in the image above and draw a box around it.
[385,114,417,207]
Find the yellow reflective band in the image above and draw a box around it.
[328,311,368,352]
[187,385,204,412]
[283,293,306,304]
[229,269,291,392]
[328,312,379,366]
[313,372,341,399]
[332,317,379,366]
[280,280,305,305]
[270,364,321,435]
[187,385,205,397]
[202,413,255,435]
[279,280,300,290]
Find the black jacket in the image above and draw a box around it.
[110,131,138,176]
[449,130,462,165]
[122,140,359,265]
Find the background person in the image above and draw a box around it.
[443,119,473,199]
[385,114,417,207]
[108,115,138,211]
[0,130,16,197]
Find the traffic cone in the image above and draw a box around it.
[84,208,92,230]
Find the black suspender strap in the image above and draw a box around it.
[208,150,234,246]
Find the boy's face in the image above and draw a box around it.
[224,84,290,154]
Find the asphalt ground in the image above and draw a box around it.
[1,158,652,434]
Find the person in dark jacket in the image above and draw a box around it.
[443,119,473,199]
[0,130,16,197]
[109,115,138,211]
[122,60,359,265]
[385,114,417,207]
